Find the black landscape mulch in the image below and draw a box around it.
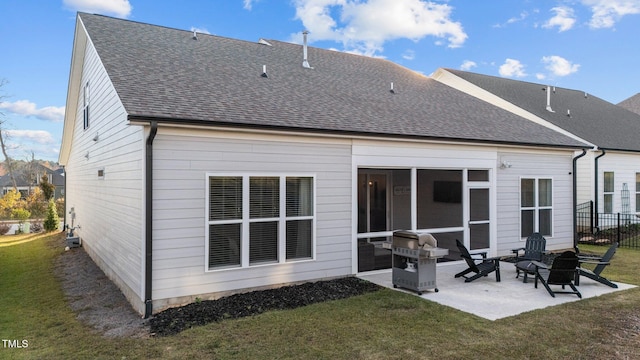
[149,277,381,336]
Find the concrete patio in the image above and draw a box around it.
[358,261,635,321]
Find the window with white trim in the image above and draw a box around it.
[206,175,314,270]
[82,81,90,129]
[520,178,553,237]
[603,172,614,213]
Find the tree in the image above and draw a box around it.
[44,198,59,232]
[39,173,55,200]
[0,78,17,189]
[0,189,21,219]
[25,187,46,218]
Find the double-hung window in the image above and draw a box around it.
[520,178,553,237]
[207,174,314,270]
[603,172,614,213]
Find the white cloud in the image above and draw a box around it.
[536,73,546,80]
[292,0,467,57]
[63,0,132,18]
[543,6,576,32]
[493,11,529,28]
[460,60,477,71]
[542,55,580,76]
[499,59,527,77]
[582,0,640,28]
[402,49,415,60]
[5,130,55,145]
[0,100,65,122]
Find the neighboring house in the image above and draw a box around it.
[0,163,65,199]
[618,93,640,115]
[60,13,589,317]
[433,68,640,221]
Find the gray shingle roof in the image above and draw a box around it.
[446,69,640,152]
[618,93,640,115]
[78,13,587,149]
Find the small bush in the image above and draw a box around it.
[44,198,59,232]
[0,222,10,235]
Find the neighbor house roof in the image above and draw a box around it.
[618,93,640,115]
[73,13,587,150]
[443,69,640,152]
[0,164,64,188]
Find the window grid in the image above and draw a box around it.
[520,177,553,238]
[603,172,614,213]
[207,174,314,271]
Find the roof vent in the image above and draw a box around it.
[567,109,571,117]
[302,31,313,69]
[261,65,268,78]
[258,38,272,46]
[192,30,197,40]
[544,86,555,113]
[390,82,395,94]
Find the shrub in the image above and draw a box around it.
[55,198,65,218]
[0,190,22,220]
[26,188,47,219]
[44,198,59,232]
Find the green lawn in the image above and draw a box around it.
[1,233,639,359]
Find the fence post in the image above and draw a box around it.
[590,200,594,234]
[617,212,621,245]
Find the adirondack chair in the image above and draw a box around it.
[512,232,548,282]
[532,250,582,298]
[576,242,618,288]
[454,239,501,283]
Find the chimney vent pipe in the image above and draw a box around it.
[302,31,312,69]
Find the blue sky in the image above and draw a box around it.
[1,0,639,162]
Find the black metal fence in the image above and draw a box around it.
[576,201,640,249]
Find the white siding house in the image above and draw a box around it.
[433,68,640,231]
[60,14,589,316]
[61,20,146,312]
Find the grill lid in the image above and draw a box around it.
[393,230,438,248]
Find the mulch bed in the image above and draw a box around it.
[149,277,381,336]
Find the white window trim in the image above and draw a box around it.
[205,173,317,272]
[519,176,554,238]
[603,171,614,213]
